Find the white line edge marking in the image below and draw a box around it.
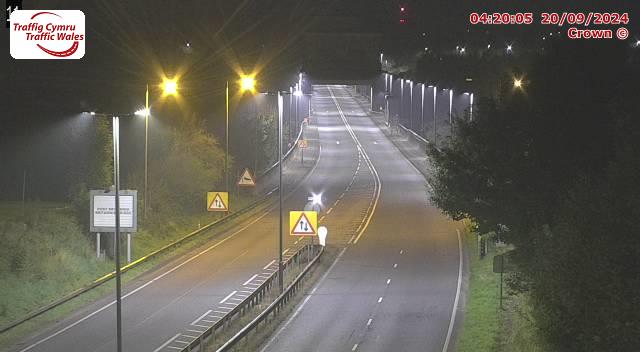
[18,110,326,352]
[352,343,359,351]
[442,229,463,352]
[327,87,382,245]
[190,309,212,326]
[18,206,272,352]
[263,259,276,269]
[153,333,181,352]
[259,247,348,352]
[243,274,258,285]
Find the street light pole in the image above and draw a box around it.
[225,80,229,194]
[409,81,413,130]
[143,85,149,219]
[112,116,123,352]
[277,92,284,293]
[432,86,437,148]
[421,84,425,135]
[469,93,474,121]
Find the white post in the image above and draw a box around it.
[96,232,101,258]
[470,93,474,121]
[370,86,373,111]
[127,233,131,264]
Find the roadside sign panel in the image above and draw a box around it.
[289,211,317,236]
[298,139,307,149]
[207,191,229,212]
[237,168,256,187]
[493,252,517,273]
[90,190,138,232]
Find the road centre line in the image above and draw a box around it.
[328,87,382,245]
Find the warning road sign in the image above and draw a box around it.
[207,192,229,212]
[289,211,317,236]
[237,168,256,187]
[298,139,307,149]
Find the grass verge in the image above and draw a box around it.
[0,195,265,349]
[456,226,548,352]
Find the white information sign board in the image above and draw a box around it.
[90,190,138,232]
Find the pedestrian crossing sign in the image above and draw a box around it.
[289,211,317,236]
[207,192,229,212]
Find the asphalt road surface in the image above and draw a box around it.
[8,85,380,352]
[260,86,463,352]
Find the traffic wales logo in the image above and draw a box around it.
[10,10,85,59]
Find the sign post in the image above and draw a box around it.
[298,139,307,165]
[493,253,516,309]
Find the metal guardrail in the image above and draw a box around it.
[0,121,309,335]
[175,244,324,352]
[398,123,429,145]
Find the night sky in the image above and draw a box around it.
[1,0,638,200]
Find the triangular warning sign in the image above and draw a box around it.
[208,193,228,211]
[292,212,316,235]
[237,168,256,187]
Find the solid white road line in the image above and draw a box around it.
[153,333,181,352]
[328,87,382,245]
[259,247,348,352]
[263,259,276,269]
[442,230,464,352]
[190,310,212,326]
[243,274,258,285]
[18,197,279,352]
[220,291,238,304]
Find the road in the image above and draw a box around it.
[260,86,463,352]
[7,85,378,352]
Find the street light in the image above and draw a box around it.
[162,78,178,96]
[513,78,523,89]
[240,75,256,93]
[83,111,127,352]
[142,78,178,219]
[429,85,437,148]
[226,75,258,195]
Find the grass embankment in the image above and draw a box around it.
[457,226,548,352]
[0,194,257,346]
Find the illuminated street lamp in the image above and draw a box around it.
[513,78,523,89]
[226,74,258,193]
[240,75,256,93]
[162,78,178,96]
[139,77,178,219]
